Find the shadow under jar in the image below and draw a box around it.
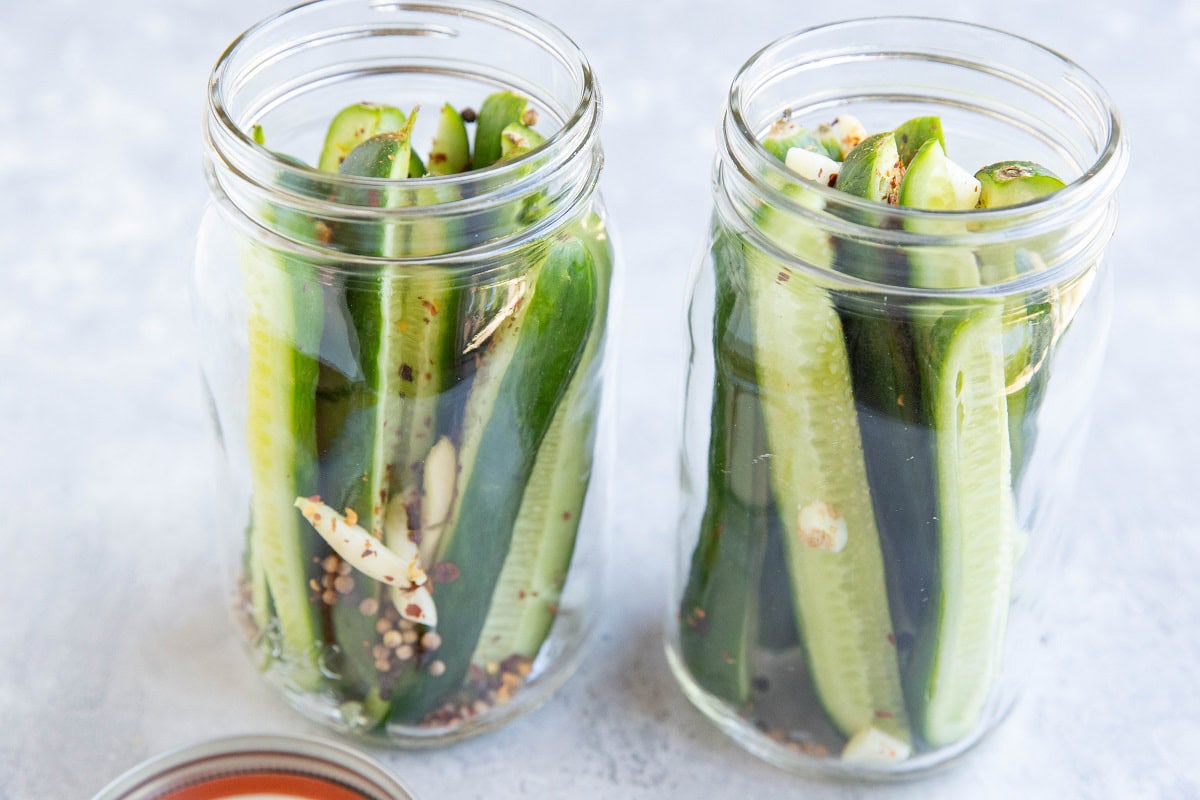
[668,18,1127,779]
[196,0,615,746]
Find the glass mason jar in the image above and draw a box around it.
[195,0,614,746]
[668,18,1128,778]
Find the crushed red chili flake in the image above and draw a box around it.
[777,271,790,283]
[400,364,414,382]
[383,575,394,583]
[561,511,572,521]
[875,710,895,719]
[362,548,376,558]
[887,632,897,645]
[405,603,423,619]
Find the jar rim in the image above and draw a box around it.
[205,0,600,206]
[723,16,1129,254]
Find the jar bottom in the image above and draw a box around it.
[235,602,594,748]
[664,642,1017,781]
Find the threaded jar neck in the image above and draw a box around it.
[204,0,602,264]
[715,17,1129,295]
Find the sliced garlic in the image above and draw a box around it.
[841,725,912,764]
[392,583,438,627]
[831,115,868,158]
[785,147,841,186]
[797,501,849,553]
[295,497,427,589]
[419,436,458,566]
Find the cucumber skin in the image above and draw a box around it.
[473,92,529,169]
[322,127,429,713]
[678,231,768,705]
[241,213,325,690]
[389,238,597,722]
[838,305,938,661]
[897,151,1016,747]
[907,309,1015,747]
[471,215,613,667]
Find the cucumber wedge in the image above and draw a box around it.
[677,230,769,705]
[472,215,612,668]
[389,237,597,722]
[317,103,407,172]
[241,233,325,690]
[428,103,471,175]
[319,118,422,714]
[747,251,910,744]
[907,311,1015,747]
[473,91,530,169]
[974,161,1066,483]
[899,136,1015,747]
[748,191,909,744]
[893,116,944,167]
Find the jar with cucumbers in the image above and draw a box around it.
[195,0,613,745]
[670,19,1127,777]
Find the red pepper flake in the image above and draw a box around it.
[887,632,897,646]
[307,494,322,502]
[547,603,558,615]
[722,651,734,665]
[875,710,895,719]
[517,590,526,600]
[431,562,461,583]
[561,511,572,521]
[362,548,376,558]
[312,513,321,522]
[422,299,438,316]
[384,575,394,582]
[400,364,414,382]
[405,603,423,619]
[777,271,790,283]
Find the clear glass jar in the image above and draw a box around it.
[668,18,1128,778]
[195,0,614,746]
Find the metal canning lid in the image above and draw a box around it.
[92,735,416,800]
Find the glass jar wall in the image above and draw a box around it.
[668,18,1127,778]
[195,0,614,746]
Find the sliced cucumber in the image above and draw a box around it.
[319,118,423,710]
[907,311,1015,747]
[837,132,902,204]
[389,237,597,722]
[317,103,407,172]
[899,133,1015,747]
[241,214,324,690]
[473,91,530,169]
[976,161,1066,208]
[973,161,1065,484]
[893,116,944,167]
[748,195,909,744]
[677,230,769,704]
[472,214,612,668]
[428,103,471,175]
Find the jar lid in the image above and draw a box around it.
[92,735,415,800]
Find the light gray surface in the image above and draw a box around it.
[1,1,1197,798]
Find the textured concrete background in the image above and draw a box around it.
[1,0,1197,797]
